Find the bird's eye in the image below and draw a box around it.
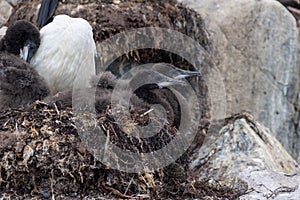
[30,44,37,50]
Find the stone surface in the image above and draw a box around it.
[0,0,12,27]
[190,113,299,178]
[179,0,300,162]
[239,169,300,199]
[296,35,300,166]
[6,0,20,6]
[189,113,300,199]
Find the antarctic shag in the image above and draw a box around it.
[30,14,97,95]
[33,0,200,128]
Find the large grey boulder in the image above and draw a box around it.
[189,113,300,199]
[179,0,300,162]
[190,113,299,179]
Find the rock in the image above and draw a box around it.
[0,0,13,26]
[190,113,299,178]
[189,112,300,199]
[296,39,300,165]
[6,0,21,6]
[239,169,300,199]
[277,0,300,23]
[179,0,300,162]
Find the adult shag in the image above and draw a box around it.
[31,14,97,95]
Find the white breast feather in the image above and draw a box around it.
[31,15,96,95]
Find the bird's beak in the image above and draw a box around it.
[173,68,201,79]
[157,79,185,88]
[20,41,37,63]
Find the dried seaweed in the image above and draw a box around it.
[0,102,239,199]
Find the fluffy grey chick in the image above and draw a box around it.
[0,53,50,110]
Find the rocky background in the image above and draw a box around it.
[1,0,300,199]
[178,0,300,164]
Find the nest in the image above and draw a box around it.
[0,101,241,199]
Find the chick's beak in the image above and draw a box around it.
[20,41,37,63]
[157,79,185,88]
[172,68,201,79]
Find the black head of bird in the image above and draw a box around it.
[91,70,117,89]
[0,20,40,63]
[127,65,201,128]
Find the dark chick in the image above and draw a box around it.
[45,71,150,114]
[131,65,200,128]
[0,53,50,110]
[46,67,200,128]
[0,20,40,62]
[0,20,49,110]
